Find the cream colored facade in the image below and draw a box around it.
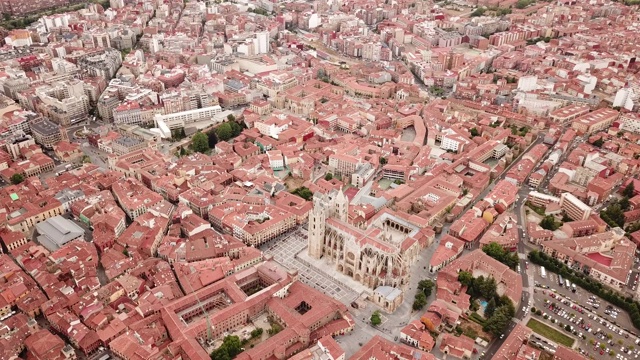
[308,190,428,291]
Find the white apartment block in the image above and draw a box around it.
[153,105,223,130]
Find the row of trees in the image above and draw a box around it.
[482,242,519,270]
[515,0,536,8]
[470,6,512,17]
[184,116,246,156]
[458,271,515,336]
[528,250,640,331]
[216,117,245,142]
[413,279,434,310]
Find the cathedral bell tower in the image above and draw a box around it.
[308,201,326,259]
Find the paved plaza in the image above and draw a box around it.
[261,226,361,304]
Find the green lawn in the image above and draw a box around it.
[526,319,575,347]
[378,179,392,190]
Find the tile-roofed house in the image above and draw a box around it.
[439,333,475,359]
[399,320,435,351]
[492,323,533,360]
[350,335,436,360]
[429,235,465,273]
[24,329,75,360]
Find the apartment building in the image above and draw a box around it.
[571,108,619,135]
[113,101,142,125]
[256,71,299,97]
[549,104,590,124]
[209,204,296,247]
[541,228,633,290]
[30,118,62,149]
[153,105,223,130]
[560,192,592,221]
[328,153,362,178]
[527,191,561,208]
[111,136,147,156]
[77,48,123,80]
[112,178,164,220]
[619,112,640,134]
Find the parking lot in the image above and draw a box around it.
[534,267,635,332]
[260,226,360,305]
[531,265,640,360]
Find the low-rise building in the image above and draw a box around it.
[541,228,633,290]
[571,108,619,135]
[209,204,296,247]
[35,215,84,251]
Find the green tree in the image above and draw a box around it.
[379,157,387,165]
[324,173,333,181]
[591,137,605,148]
[370,311,382,326]
[250,328,263,338]
[478,276,498,300]
[482,242,506,260]
[191,132,210,154]
[540,215,560,231]
[291,187,313,201]
[485,298,497,318]
[483,306,511,336]
[207,129,218,148]
[498,295,515,317]
[470,127,479,137]
[515,0,534,8]
[216,122,234,141]
[458,271,473,287]
[10,173,24,185]
[470,7,486,16]
[620,197,631,211]
[229,120,244,137]
[601,202,626,228]
[413,292,428,310]
[418,279,435,297]
[482,242,519,269]
[210,335,243,360]
[227,114,236,122]
[623,182,635,198]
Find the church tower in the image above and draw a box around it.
[335,189,348,223]
[308,202,326,259]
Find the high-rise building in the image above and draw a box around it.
[256,31,269,54]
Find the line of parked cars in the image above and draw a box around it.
[544,291,640,359]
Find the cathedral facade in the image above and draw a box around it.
[308,190,434,290]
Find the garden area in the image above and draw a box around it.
[458,271,516,337]
[456,318,492,341]
[526,319,575,347]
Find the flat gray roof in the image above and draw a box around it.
[35,215,84,251]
